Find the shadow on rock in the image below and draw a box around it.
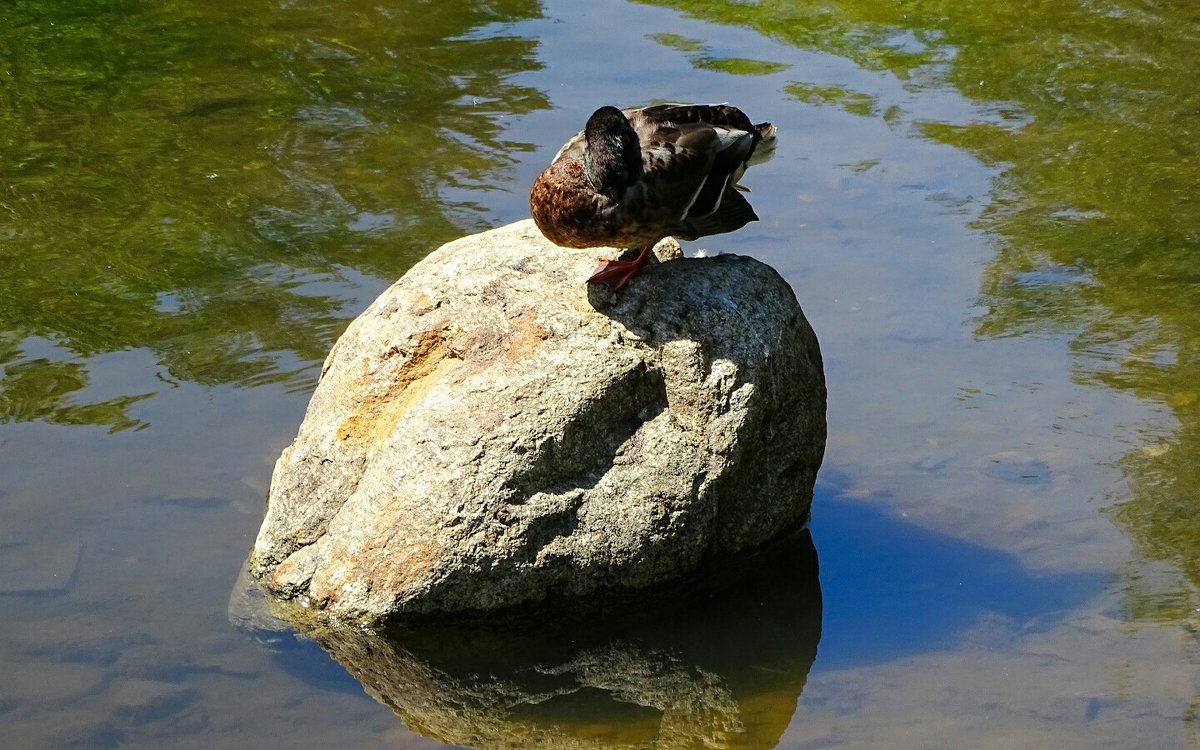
[273,528,820,749]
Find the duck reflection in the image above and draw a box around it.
[290,529,820,749]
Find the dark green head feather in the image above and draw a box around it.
[582,106,642,198]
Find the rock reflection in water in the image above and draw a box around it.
[290,530,820,749]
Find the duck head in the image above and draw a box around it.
[581,106,642,198]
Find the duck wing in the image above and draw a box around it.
[634,103,757,132]
[631,108,764,239]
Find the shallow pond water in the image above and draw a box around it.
[2,0,1198,747]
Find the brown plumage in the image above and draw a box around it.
[529,103,776,289]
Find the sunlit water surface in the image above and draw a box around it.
[2,0,1198,748]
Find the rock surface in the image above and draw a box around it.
[249,219,825,623]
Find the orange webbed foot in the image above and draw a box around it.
[586,245,654,290]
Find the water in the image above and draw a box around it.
[2,0,1198,747]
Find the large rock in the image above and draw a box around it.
[249,219,825,623]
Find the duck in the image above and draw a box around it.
[529,103,776,290]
